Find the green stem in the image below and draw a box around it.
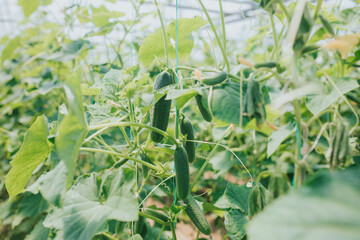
[277,0,290,19]
[270,14,279,62]
[101,232,117,240]
[139,211,170,226]
[314,0,323,19]
[120,126,133,148]
[196,0,230,72]
[190,126,232,190]
[88,122,178,146]
[170,222,177,240]
[79,147,159,171]
[157,225,165,240]
[154,0,168,64]
[219,0,227,55]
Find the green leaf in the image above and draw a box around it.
[224,209,248,240]
[80,83,101,95]
[26,161,67,205]
[139,17,206,66]
[224,182,252,214]
[306,79,359,115]
[128,234,143,240]
[166,88,200,109]
[92,5,125,28]
[210,151,234,172]
[93,69,122,101]
[267,123,295,157]
[211,82,245,126]
[47,168,138,240]
[5,115,51,199]
[25,217,50,240]
[55,74,87,186]
[19,193,49,218]
[247,168,360,240]
[18,0,40,18]
[244,106,281,135]
[1,36,21,64]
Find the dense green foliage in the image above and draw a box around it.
[0,0,360,240]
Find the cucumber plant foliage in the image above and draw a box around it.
[0,1,359,240]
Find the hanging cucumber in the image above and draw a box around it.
[200,71,228,86]
[184,194,211,235]
[180,117,196,163]
[195,94,212,122]
[144,208,169,223]
[150,71,174,143]
[174,146,190,200]
[254,61,278,69]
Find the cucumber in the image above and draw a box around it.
[135,215,146,236]
[184,194,211,235]
[200,71,228,86]
[319,15,335,36]
[254,61,277,69]
[180,117,196,163]
[195,94,212,122]
[150,71,174,143]
[144,208,169,223]
[338,123,349,162]
[174,146,190,200]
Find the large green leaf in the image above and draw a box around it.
[25,217,50,240]
[26,161,67,205]
[92,5,125,28]
[225,209,248,240]
[55,74,87,185]
[18,0,40,18]
[166,88,201,109]
[306,79,359,115]
[211,82,245,126]
[247,168,360,240]
[45,168,138,240]
[1,36,21,64]
[139,17,206,66]
[5,115,51,199]
[267,123,295,157]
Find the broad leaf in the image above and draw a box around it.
[267,123,295,157]
[139,17,206,66]
[55,74,87,185]
[45,168,138,240]
[247,168,360,240]
[25,217,49,240]
[5,115,51,199]
[1,36,21,64]
[224,182,252,214]
[306,79,359,115]
[92,5,124,28]
[224,209,248,240]
[166,88,199,109]
[18,193,49,219]
[26,161,67,205]
[18,0,40,18]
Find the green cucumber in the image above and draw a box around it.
[144,208,169,223]
[254,61,277,69]
[174,146,190,200]
[150,71,174,143]
[195,94,212,122]
[319,15,335,36]
[180,117,196,163]
[338,123,349,162]
[200,71,228,86]
[184,194,211,235]
[135,215,146,236]
[113,158,129,168]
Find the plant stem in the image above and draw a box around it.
[79,147,159,171]
[270,14,279,62]
[190,126,232,190]
[218,0,227,55]
[170,222,177,240]
[196,0,230,72]
[139,211,170,226]
[277,0,290,19]
[88,122,178,146]
[314,0,323,19]
[154,0,168,64]
[101,232,117,240]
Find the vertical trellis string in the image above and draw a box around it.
[130,1,134,65]
[172,0,179,237]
